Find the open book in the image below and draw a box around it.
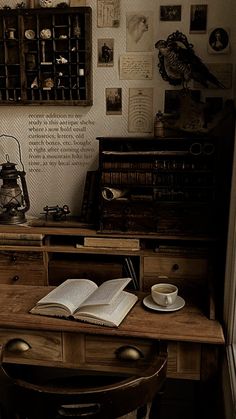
[30,277,138,327]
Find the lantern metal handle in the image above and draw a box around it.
[0,134,25,171]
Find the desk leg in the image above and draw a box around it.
[197,344,223,419]
[148,389,165,419]
[0,367,14,419]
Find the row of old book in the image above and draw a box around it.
[102,160,210,171]
[0,233,44,246]
[101,171,214,187]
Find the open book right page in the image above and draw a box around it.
[74,291,138,327]
[78,277,132,309]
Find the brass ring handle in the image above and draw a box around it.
[115,345,144,361]
[6,339,31,353]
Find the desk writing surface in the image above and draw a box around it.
[0,285,224,345]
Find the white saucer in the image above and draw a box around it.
[143,294,185,312]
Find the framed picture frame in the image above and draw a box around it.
[190,4,207,33]
[98,38,114,67]
[205,97,223,114]
[208,27,230,54]
[164,90,201,114]
[126,11,153,52]
[106,88,122,115]
[160,5,181,22]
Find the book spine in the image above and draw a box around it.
[0,239,43,246]
[0,233,44,241]
[84,237,140,249]
[124,257,139,290]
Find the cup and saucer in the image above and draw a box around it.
[143,283,185,312]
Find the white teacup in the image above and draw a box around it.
[151,283,178,307]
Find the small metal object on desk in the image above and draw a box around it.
[42,204,70,221]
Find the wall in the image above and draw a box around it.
[0,0,234,218]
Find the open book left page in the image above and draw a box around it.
[30,278,98,316]
[29,277,133,318]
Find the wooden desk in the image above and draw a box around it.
[0,285,224,382]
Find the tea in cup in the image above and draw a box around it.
[151,283,178,307]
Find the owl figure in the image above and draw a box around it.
[155,31,224,89]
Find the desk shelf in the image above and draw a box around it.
[0,226,214,320]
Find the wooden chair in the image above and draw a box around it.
[1,351,167,419]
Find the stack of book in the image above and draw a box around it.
[82,237,140,251]
[0,233,44,246]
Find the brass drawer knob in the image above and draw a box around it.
[11,255,17,263]
[115,345,144,361]
[6,339,31,353]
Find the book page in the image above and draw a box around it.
[75,291,138,327]
[77,277,132,308]
[33,279,98,314]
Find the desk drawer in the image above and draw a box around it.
[0,270,46,285]
[143,255,208,291]
[167,341,201,380]
[85,335,158,374]
[0,330,62,365]
[0,251,44,267]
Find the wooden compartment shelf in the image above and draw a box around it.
[0,7,92,105]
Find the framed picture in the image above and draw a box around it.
[98,38,114,67]
[190,5,207,33]
[106,88,122,115]
[164,90,201,114]
[126,11,153,52]
[208,27,230,54]
[160,5,181,21]
[97,0,120,28]
[205,97,223,114]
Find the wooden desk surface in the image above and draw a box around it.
[0,285,224,345]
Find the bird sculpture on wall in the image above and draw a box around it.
[155,31,225,89]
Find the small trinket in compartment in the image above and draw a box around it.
[39,0,53,7]
[43,77,54,90]
[7,28,16,40]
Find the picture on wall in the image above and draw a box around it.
[205,97,223,115]
[97,0,120,27]
[190,5,207,33]
[128,88,153,133]
[98,39,114,66]
[208,27,230,54]
[160,6,181,22]
[126,11,153,52]
[164,90,201,114]
[119,54,153,80]
[106,88,122,115]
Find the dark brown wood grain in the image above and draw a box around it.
[0,285,224,344]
